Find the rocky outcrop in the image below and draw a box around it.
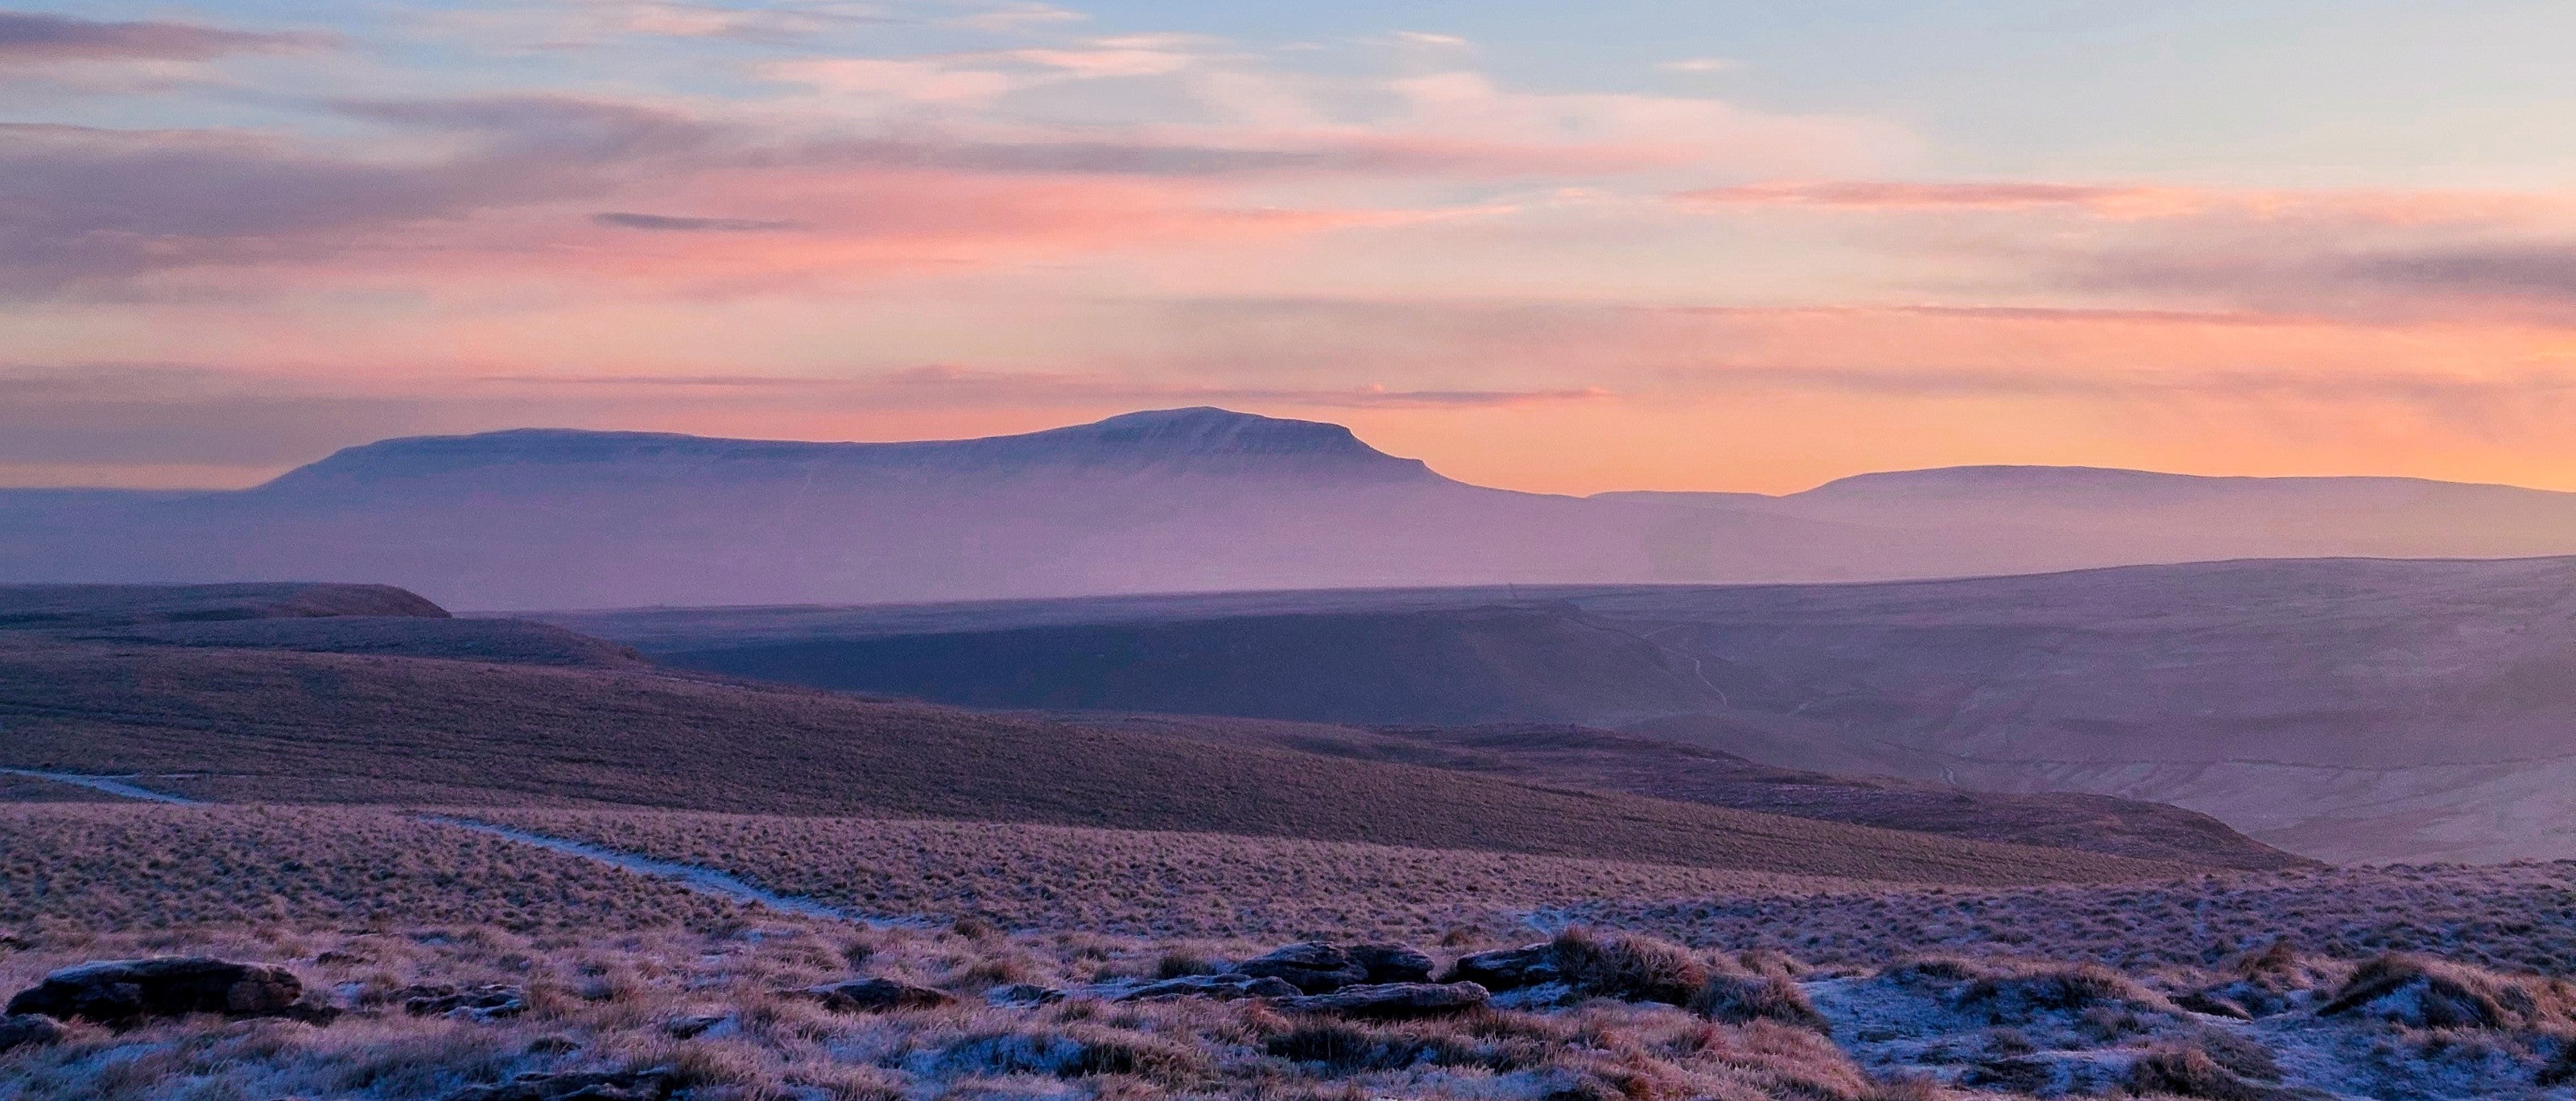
[1280,981,1489,1019]
[1233,942,1370,993]
[400,983,529,1021]
[986,983,1063,1006]
[0,1014,64,1052]
[5,958,306,1027]
[445,1068,674,1101]
[1115,974,1300,1002]
[803,978,955,1014]
[1441,943,1561,992]
[1350,944,1435,984]
[1230,942,1436,994]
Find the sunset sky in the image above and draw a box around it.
[11,1,2576,493]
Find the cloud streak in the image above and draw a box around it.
[592,212,806,232]
[0,11,328,65]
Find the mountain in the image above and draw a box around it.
[10,408,2576,608]
[0,584,2190,887]
[1619,464,2576,563]
[580,555,2576,864]
[263,409,1437,488]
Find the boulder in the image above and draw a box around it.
[0,1013,64,1052]
[5,957,303,1027]
[1281,981,1490,1019]
[1441,944,1560,992]
[1233,942,1369,993]
[1349,944,1435,984]
[1115,973,1301,1002]
[445,1068,674,1101]
[400,983,529,1022]
[803,977,955,1014]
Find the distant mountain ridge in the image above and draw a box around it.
[7,406,2576,608]
[266,408,1437,489]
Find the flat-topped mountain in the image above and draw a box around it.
[268,409,1436,489]
[8,407,2576,608]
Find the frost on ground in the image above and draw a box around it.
[1804,945,2576,1099]
[12,922,2576,1099]
[9,804,2576,1099]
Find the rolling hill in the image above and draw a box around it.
[10,408,2576,608]
[0,585,2201,887]
[1076,714,2309,871]
[587,555,2576,864]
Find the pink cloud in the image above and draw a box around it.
[1675,179,2568,225]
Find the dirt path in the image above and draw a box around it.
[2,768,200,804]
[418,814,906,925]
[6,769,894,925]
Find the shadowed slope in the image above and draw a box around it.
[1084,715,2310,872]
[0,635,2183,886]
[661,604,1727,726]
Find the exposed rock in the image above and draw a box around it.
[663,1013,728,1039]
[1348,944,1435,984]
[0,1014,65,1052]
[444,1068,674,1101]
[1232,942,1369,993]
[4,957,303,1027]
[1280,981,1489,1019]
[2174,989,2255,1021]
[986,983,1064,1006]
[803,977,955,1013]
[400,983,529,1021]
[1441,943,1560,992]
[1115,973,1301,1002]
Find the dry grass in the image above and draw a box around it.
[0,805,752,936]
[0,637,2182,887]
[15,804,2574,988]
[0,922,1930,1101]
[1562,861,2576,974]
[7,804,2576,1099]
[457,807,1862,941]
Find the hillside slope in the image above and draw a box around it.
[0,581,447,628]
[663,604,1726,725]
[0,634,2184,887]
[601,556,2576,863]
[1085,715,2309,872]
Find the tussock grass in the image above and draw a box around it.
[1550,927,1708,1005]
[0,923,1908,1101]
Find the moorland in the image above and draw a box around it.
[5,577,2575,1099]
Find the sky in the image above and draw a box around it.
[10,2,2576,494]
